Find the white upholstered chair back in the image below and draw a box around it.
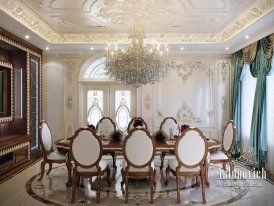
[96,117,116,138]
[222,120,236,153]
[175,128,207,168]
[160,117,179,137]
[127,117,148,133]
[123,128,155,168]
[40,121,53,152]
[71,128,102,167]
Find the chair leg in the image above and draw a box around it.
[96,175,101,203]
[160,151,166,171]
[120,168,124,190]
[71,169,77,203]
[229,161,234,173]
[111,152,117,171]
[176,172,181,204]
[38,160,46,181]
[222,163,226,171]
[106,166,111,187]
[46,163,52,174]
[124,173,129,203]
[153,169,156,188]
[165,166,170,186]
[150,170,154,203]
[200,169,206,203]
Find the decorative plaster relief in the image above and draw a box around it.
[221,96,227,110]
[1,0,273,44]
[176,103,202,124]
[64,62,75,83]
[66,95,72,110]
[218,62,230,84]
[170,61,213,83]
[144,95,150,110]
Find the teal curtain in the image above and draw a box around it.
[231,51,244,157]
[249,36,273,169]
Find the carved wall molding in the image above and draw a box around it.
[170,61,213,83]
[221,0,274,42]
[64,62,75,83]
[221,96,227,110]
[66,95,72,110]
[176,102,214,124]
[176,103,201,124]
[218,62,230,84]
[144,95,150,110]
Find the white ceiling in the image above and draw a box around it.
[0,0,273,54]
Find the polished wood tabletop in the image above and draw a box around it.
[55,137,221,152]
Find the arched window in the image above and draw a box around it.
[79,57,136,130]
[84,57,109,80]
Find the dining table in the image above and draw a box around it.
[55,137,221,187]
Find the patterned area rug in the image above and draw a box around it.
[26,158,269,205]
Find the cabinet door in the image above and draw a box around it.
[29,55,41,150]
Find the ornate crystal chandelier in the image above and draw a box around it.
[106,26,169,87]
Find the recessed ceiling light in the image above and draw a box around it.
[90,47,94,50]
[225,47,229,50]
[25,35,30,39]
[45,46,49,50]
[180,46,184,50]
[245,35,249,39]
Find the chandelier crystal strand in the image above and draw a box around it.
[106,26,169,87]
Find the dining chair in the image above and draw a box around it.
[210,120,236,172]
[96,117,117,169]
[159,117,180,170]
[96,117,116,139]
[121,128,156,203]
[127,117,148,133]
[165,127,208,203]
[38,120,67,181]
[70,127,111,203]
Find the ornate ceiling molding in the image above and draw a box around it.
[1,0,273,44]
[221,0,274,42]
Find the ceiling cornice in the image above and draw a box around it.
[0,0,273,45]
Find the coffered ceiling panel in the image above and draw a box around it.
[0,0,273,52]
[22,0,257,34]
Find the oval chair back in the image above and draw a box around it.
[127,117,148,133]
[222,120,236,154]
[160,117,179,138]
[175,128,208,168]
[96,117,116,139]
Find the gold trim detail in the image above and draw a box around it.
[0,0,273,44]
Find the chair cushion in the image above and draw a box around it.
[47,151,66,161]
[167,158,200,173]
[77,159,108,172]
[210,151,228,161]
[123,160,155,172]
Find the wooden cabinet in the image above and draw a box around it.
[0,27,42,182]
[0,135,30,181]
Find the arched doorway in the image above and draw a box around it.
[78,56,137,132]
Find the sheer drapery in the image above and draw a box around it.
[231,51,244,157]
[249,36,273,169]
[266,57,274,173]
[240,65,257,159]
